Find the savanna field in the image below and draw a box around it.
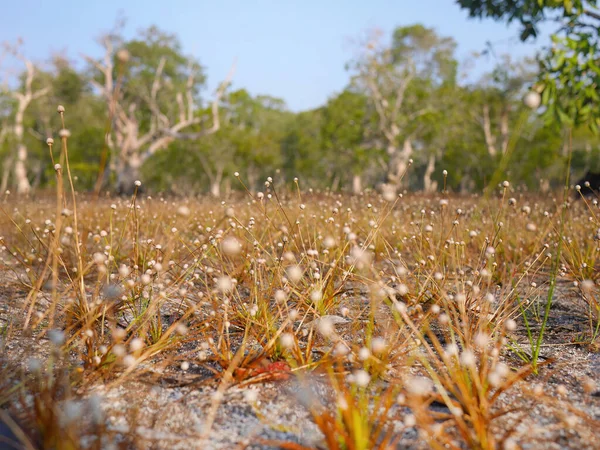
[0,158,599,449]
[4,1,600,449]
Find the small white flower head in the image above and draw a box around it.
[488,371,502,387]
[502,180,510,188]
[334,341,349,356]
[177,205,190,216]
[234,171,240,177]
[26,357,42,372]
[404,414,416,427]
[180,361,190,371]
[280,332,295,349]
[118,264,130,277]
[244,388,258,403]
[286,265,303,283]
[443,169,448,176]
[381,184,396,202]
[221,236,241,256]
[352,369,371,387]
[216,276,233,293]
[445,343,459,357]
[274,289,287,304]
[57,105,65,113]
[581,279,595,292]
[460,349,476,367]
[134,180,142,187]
[310,289,323,304]
[122,355,136,367]
[46,137,54,145]
[439,199,448,207]
[129,338,144,352]
[523,90,541,110]
[405,376,433,397]
[349,246,373,268]
[48,329,65,346]
[117,49,130,62]
[358,346,371,361]
[474,332,490,349]
[323,236,336,249]
[93,252,106,265]
[58,128,70,138]
[371,337,386,354]
[397,283,409,296]
[505,319,517,331]
[316,315,334,337]
[54,163,62,171]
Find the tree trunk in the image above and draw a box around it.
[210,180,221,197]
[1,156,13,194]
[14,144,31,195]
[116,155,142,195]
[482,104,497,157]
[246,167,259,193]
[331,174,340,192]
[386,138,413,188]
[500,106,509,155]
[352,174,362,194]
[423,153,438,193]
[13,108,31,194]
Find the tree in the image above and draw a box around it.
[280,108,325,188]
[457,0,600,131]
[321,89,378,193]
[142,89,289,196]
[85,25,234,193]
[348,25,457,192]
[0,41,50,194]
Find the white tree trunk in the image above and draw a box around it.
[352,174,362,194]
[14,145,31,195]
[386,138,413,188]
[210,180,221,197]
[116,153,142,195]
[482,104,497,157]
[1,156,13,194]
[423,153,438,193]
[13,115,31,195]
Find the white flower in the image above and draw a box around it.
[352,370,371,387]
[405,376,433,396]
[129,338,144,352]
[221,236,241,256]
[216,276,233,293]
[460,349,476,367]
[280,333,294,349]
[286,265,303,283]
[523,91,541,110]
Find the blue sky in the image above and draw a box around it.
[0,0,550,111]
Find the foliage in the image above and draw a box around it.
[456,0,600,130]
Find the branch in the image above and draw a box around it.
[583,8,600,21]
[482,103,497,157]
[166,59,237,140]
[390,61,415,124]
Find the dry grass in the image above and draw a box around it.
[0,128,599,449]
